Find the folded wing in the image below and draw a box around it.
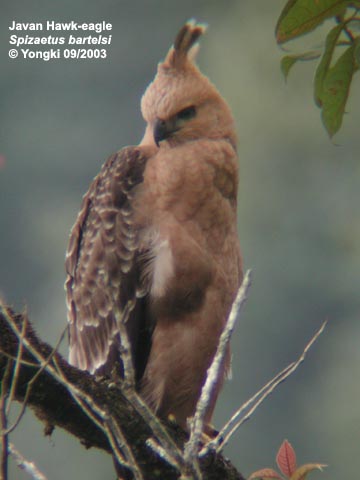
[65,146,153,378]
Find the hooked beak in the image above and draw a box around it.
[153,118,178,146]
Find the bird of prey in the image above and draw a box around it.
[65,20,243,430]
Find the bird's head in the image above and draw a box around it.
[140,20,236,149]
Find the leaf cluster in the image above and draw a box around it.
[276,0,360,138]
[248,439,326,480]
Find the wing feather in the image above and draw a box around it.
[65,146,152,375]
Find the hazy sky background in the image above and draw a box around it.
[1,1,359,479]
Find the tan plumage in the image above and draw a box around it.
[65,20,242,429]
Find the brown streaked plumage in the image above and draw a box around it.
[66,20,243,430]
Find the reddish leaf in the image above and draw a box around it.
[248,468,283,480]
[276,440,297,478]
[290,463,327,480]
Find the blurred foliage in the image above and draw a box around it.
[276,0,360,138]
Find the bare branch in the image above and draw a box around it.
[4,323,67,436]
[53,339,182,476]
[6,312,27,416]
[0,306,244,480]
[8,443,47,480]
[2,307,135,474]
[0,351,39,368]
[146,438,180,471]
[1,360,13,480]
[53,348,144,479]
[104,418,142,480]
[201,321,327,456]
[125,389,185,473]
[183,270,251,476]
[112,306,183,477]
[114,305,135,389]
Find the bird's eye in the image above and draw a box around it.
[176,106,196,121]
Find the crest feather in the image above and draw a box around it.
[162,19,207,70]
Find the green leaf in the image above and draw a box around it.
[314,23,344,106]
[275,0,348,44]
[321,43,357,137]
[281,51,320,80]
[290,463,327,480]
[355,36,360,68]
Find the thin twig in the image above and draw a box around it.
[50,334,142,477]
[1,306,196,477]
[114,304,135,389]
[146,438,180,471]
[1,307,107,431]
[0,361,12,480]
[52,355,108,431]
[0,350,39,368]
[201,321,327,456]
[103,302,184,471]
[75,301,183,473]
[343,25,355,42]
[125,389,185,472]
[0,306,244,480]
[54,353,174,478]
[8,443,47,480]
[55,358,140,475]
[0,398,7,480]
[199,363,295,458]
[184,270,252,474]
[6,313,27,416]
[53,336,144,477]
[105,418,144,480]
[3,324,67,436]
[5,314,138,477]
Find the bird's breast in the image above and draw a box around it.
[134,138,240,316]
[138,139,238,228]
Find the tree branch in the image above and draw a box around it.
[8,442,47,480]
[201,321,327,456]
[0,306,244,480]
[184,270,251,475]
